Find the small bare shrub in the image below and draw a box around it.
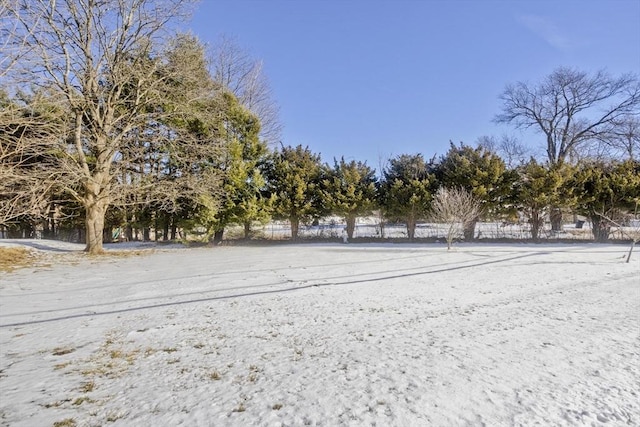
[430,187,482,250]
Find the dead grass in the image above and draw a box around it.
[0,244,154,273]
[52,347,76,356]
[72,396,95,406]
[0,247,36,272]
[79,380,95,393]
[90,249,152,259]
[53,418,77,427]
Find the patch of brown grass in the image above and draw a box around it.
[52,347,76,356]
[93,249,152,259]
[53,418,77,427]
[0,247,36,272]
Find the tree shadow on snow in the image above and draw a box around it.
[1,240,81,253]
[0,251,546,328]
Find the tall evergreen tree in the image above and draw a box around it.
[265,145,323,239]
[321,158,377,239]
[569,160,640,242]
[379,154,432,240]
[212,94,272,242]
[513,160,570,240]
[433,142,511,239]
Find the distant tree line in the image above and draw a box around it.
[1,1,639,251]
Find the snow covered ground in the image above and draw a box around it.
[0,240,638,426]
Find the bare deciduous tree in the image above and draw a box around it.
[495,67,640,165]
[476,134,530,168]
[604,117,640,161]
[430,187,482,250]
[0,0,29,78]
[5,0,217,253]
[211,35,282,145]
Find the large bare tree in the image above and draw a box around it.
[4,0,219,253]
[495,67,640,165]
[211,35,282,145]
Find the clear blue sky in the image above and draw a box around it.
[190,0,640,169]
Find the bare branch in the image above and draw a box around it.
[430,187,481,250]
[496,67,640,164]
[210,35,282,145]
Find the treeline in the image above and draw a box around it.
[1,1,639,252]
[3,137,639,245]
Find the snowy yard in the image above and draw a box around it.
[0,240,638,426]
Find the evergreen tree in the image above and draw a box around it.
[321,158,377,239]
[379,154,432,240]
[433,142,511,239]
[569,160,640,242]
[513,160,571,240]
[212,94,272,242]
[265,145,323,239]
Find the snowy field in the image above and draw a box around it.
[0,240,638,426]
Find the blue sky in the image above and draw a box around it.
[190,0,640,169]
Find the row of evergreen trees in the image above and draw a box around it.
[263,143,639,243]
[7,138,638,244]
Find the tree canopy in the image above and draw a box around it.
[496,67,640,165]
[265,145,323,239]
[321,158,377,239]
[379,154,432,240]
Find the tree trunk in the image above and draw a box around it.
[213,228,224,245]
[42,217,51,239]
[244,221,251,239]
[49,206,56,238]
[170,222,177,241]
[530,209,542,241]
[590,215,610,243]
[445,224,455,250]
[626,240,636,263]
[463,219,477,240]
[125,225,133,241]
[406,216,416,240]
[125,211,134,241]
[290,216,300,240]
[345,214,356,239]
[85,197,108,254]
[154,215,159,242]
[103,226,112,244]
[550,207,562,232]
[162,214,170,241]
[377,211,385,238]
